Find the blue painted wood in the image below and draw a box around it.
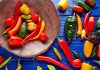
[0,0,100,70]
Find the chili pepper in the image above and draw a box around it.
[27,22,37,31]
[91,45,98,57]
[71,6,84,14]
[21,15,31,19]
[47,65,56,70]
[31,13,39,22]
[16,59,22,70]
[4,16,15,27]
[53,47,62,60]
[77,1,90,12]
[0,56,4,64]
[84,40,94,58]
[93,60,100,65]
[83,12,91,34]
[81,62,92,70]
[97,44,100,58]
[31,20,45,40]
[9,36,23,48]
[97,30,100,35]
[20,3,30,15]
[19,21,27,38]
[76,13,82,35]
[8,16,22,36]
[85,0,96,7]
[87,17,95,34]
[6,65,8,70]
[0,56,12,69]
[58,0,68,11]
[26,19,33,23]
[96,17,100,29]
[39,32,48,43]
[35,56,71,70]
[92,66,99,70]
[81,29,86,40]
[64,13,77,43]
[71,50,82,60]
[37,65,42,70]
[24,20,42,42]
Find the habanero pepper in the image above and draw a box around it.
[23,20,42,42]
[35,56,71,70]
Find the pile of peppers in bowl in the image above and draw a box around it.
[2,1,48,49]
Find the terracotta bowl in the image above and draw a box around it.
[0,0,60,57]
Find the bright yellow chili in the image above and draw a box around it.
[16,59,22,70]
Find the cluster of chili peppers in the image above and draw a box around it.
[2,1,48,48]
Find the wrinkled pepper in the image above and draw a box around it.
[77,1,90,12]
[58,0,68,11]
[64,14,77,43]
[91,45,98,57]
[76,14,82,35]
[71,6,84,14]
[19,21,27,38]
[81,29,86,40]
[20,3,30,15]
[31,20,45,40]
[47,65,56,70]
[53,47,62,60]
[92,66,99,70]
[37,65,42,70]
[84,40,94,58]
[93,60,100,65]
[81,62,92,70]
[85,0,96,7]
[8,16,22,36]
[16,59,22,70]
[97,44,100,58]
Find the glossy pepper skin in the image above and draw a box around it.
[85,0,96,7]
[71,6,84,14]
[77,1,90,12]
[64,14,77,43]
[19,21,27,38]
[36,56,71,70]
[81,62,92,70]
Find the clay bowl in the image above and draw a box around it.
[0,0,60,57]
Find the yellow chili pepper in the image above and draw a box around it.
[76,14,82,35]
[27,22,37,31]
[16,59,22,70]
[81,62,92,70]
[58,0,68,11]
[84,40,94,58]
[81,29,86,40]
[31,20,45,40]
[53,47,62,60]
[37,65,42,70]
[20,4,30,15]
[6,65,8,70]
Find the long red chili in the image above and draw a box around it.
[58,38,73,64]
[83,12,90,34]
[36,56,71,70]
[23,20,42,41]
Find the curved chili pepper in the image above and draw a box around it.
[24,20,42,42]
[36,56,71,70]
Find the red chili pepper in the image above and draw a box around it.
[8,16,22,36]
[9,36,23,48]
[71,6,84,14]
[39,32,48,42]
[83,12,90,34]
[36,56,71,70]
[87,17,95,34]
[31,13,39,22]
[24,20,42,42]
[0,56,4,64]
[97,44,100,58]
[58,38,73,63]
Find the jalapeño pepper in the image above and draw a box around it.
[64,13,77,43]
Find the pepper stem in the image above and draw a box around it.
[57,37,61,42]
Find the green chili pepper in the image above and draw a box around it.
[93,60,100,65]
[0,56,12,69]
[19,21,27,38]
[71,50,82,60]
[92,66,99,70]
[77,1,90,12]
[64,13,77,43]
[21,15,31,19]
[91,45,98,57]
[96,17,100,29]
[47,65,56,70]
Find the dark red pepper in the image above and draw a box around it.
[24,20,42,42]
[31,13,39,22]
[36,56,71,70]
[0,56,4,64]
[39,32,48,42]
